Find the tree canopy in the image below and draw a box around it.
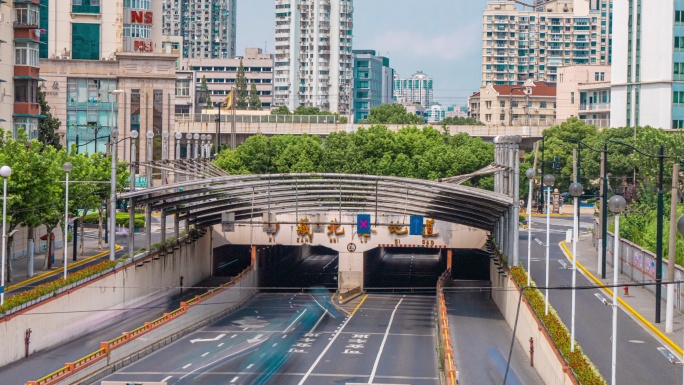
[362,104,424,125]
[235,60,248,110]
[38,90,62,150]
[248,83,263,110]
[271,106,291,115]
[214,125,494,184]
[440,116,483,126]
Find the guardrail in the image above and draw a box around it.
[26,266,254,385]
[437,269,458,384]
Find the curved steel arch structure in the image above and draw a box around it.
[120,173,513,231]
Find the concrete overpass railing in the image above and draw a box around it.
[436,269,458,385]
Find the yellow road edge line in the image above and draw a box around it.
[329,293,352,316]
[351,294,368,317]
[560,241,683,356]
[7,245,122,293]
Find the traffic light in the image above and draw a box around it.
[553,157,560,170]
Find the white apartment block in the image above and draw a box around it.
[611,0,683,129]
[393,71,434,108]
[162,0,237,59]
[557,65,610,127]
[274,0,354,115]
[482,0,612,86]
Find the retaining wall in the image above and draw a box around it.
[491,261,578,385]
[0,232,213,368]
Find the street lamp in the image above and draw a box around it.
[206,134,212,158]
[608,194,626,385]
[193,133,200,159]
[62,162,72,280]
[525,168,536,287]
[569,181,583,352]
[175,132,182,160]
[200,134,206,158]
[610,140,666,323]
[543,174,555,315]
[0,165,11,305]
[128,130,139,257]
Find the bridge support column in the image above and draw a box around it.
[251,245,257,271]
[145,203,152,252]
[338,251,364,303]
[174,208,179,239]
[160,208,166,244]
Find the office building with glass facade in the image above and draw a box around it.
[38,0,177,162]
[351,50,394,122]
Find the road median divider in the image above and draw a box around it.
[437,269,458,385]
[26,266,255,385]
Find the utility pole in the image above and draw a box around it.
[666,162,679,333]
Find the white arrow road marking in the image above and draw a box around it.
[247,334,265,344]
[190,334,226,344]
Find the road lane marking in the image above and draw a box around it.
[284,308,308,333]
[282,334,288,338]
[201,352,209,357]
[182,363,192,369]
[161,376,172,382]
[218,343,224,347]
[272,343,278,347]
[190,334,226,344]
[230,376,239,383]
[298,295,367,385]
[368,297,404,384]
[247,364,254,369]
[309,311,327,334]
[231,334,237,338]
[351,294,369,316]
[179,340,266,380]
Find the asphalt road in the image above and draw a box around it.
[521,216,681,385]
[100,292,440,385]
[445,288,544,385]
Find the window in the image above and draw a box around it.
[123,0,151,9]
[571,92,575,104]
[485,114,492,122]
[600,72,605,81]
[15,42,39,67]
[499,114,505,121]
[540,101,547,108]
[14,3,39,26]
[72,0,100,14]
[595,72,600,81]
[499,101,506,107]
[15,79,38,104]
[485,101,492,108]
[123,24,151,38]
[175,79,190,96]
[674,120,684,129]
[13,118,39,139]
[72,23,100,60]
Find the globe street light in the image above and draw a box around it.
[608,194,626,385]
[175,132,182,161]
[543,174,555,315]
[62,162,73,279]
[568,181,583,352]
[525,168,536,287]
[193,133,200,159]
[200,134,207,158]
[0,165,11,305]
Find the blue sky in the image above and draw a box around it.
[237,0,490,106]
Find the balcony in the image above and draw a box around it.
[582,118,610,128]
[579,102,610,111]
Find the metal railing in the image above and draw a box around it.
[175,114,341,124]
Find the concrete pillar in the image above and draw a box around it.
[498,216,504,252]
[508,205,516,262]
[251,245,257,270]
[447,249,453,270]
[160,208,166,243]
[338,251,364,299]
[512,145,521,266]
[173,209,179,239]
[145,203,152,251]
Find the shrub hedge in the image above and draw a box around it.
[509,266,606,385]
[81,212,145,228]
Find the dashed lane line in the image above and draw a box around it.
[182,364,192,369]
[368,297,404,384]
[161,376,172,382]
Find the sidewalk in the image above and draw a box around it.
[561,236,684,355]
[5,230,123,296]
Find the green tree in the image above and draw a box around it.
[248,83,263,110]
[364,104,424,125]
[200,76,212,109]
[235,60,248,110]
[440,116,483,126]
[270,106,291,115]
[293,106,333,115]
[38,90,62,150]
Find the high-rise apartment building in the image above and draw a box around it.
[273,0,354,115]
[39,0,177,161]
[351,50,394,122]
[162,0,237,59]
[0,0,43,138]
[482,0,612,86]
[611,0,681,129]
[393,71,434,108]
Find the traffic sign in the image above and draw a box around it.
[347,243,356,252]
[409,215,424,235]
[357,214,371,235]
[135,175,148,187]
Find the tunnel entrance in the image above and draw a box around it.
[257,245,338,291]
[365,247,446,291]
[451,248,491,281]
[213,245,252,277]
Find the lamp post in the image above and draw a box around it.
[526,168,536,287]
[569,181,583,352]
[678,214,684,385]
[206,134,212,159]
[200,134,206,158]
[62,162,72,279]
[610,140,666,323]
[0,166,11,305]
[543,174,555,315]
[193,133,200,159]
[108,90,124,262]
[145,131,154,251]
[608,194,626,385]
[128,130,138,259]
[185,133,192,159]
[175,132,182,161]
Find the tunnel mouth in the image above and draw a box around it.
[365,247,445,293]
[258,245,339,293]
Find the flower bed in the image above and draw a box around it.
[0,260,117,315]
[509,266,605,385]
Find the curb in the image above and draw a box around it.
[7,245,123,293]
[559,241,683,356]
